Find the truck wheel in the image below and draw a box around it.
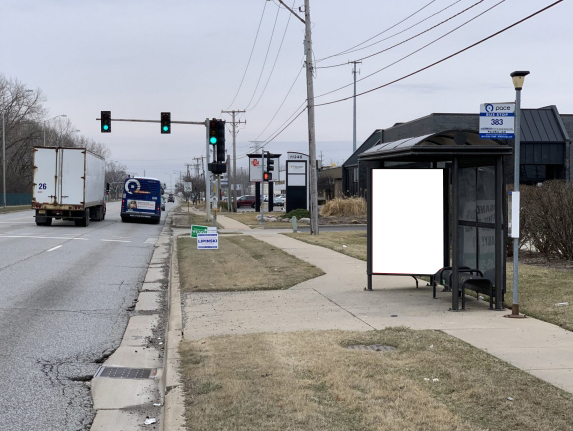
[35,219,45,226]
[74,219,82,227]
[84,211,90,227]
[44,218,52,226]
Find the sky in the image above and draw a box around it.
[3,0,572,187]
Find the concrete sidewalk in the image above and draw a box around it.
[181,214,573,394]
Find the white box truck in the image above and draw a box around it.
[32,147,107,227]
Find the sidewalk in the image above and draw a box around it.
[181,213,573,394]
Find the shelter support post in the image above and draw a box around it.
[443,166,450,269]
[495,156,504,309]
[366,166,373,291]
[451,157,459,311]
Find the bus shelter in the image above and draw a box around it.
[359,130,512,311]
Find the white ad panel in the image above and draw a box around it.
[288,174,306,186]
[372,169,443,275]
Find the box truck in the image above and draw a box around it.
[32,147,107,227]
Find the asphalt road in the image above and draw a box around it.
[0,201,175,431]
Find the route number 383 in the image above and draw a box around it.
[491,119,504,126]
[38,183,47,190]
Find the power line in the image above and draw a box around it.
[225,1,269,110]
[248,0,297,111]
[317,0,484,69]
[244,3,282,110]
[315,0,505,100]
[315,0,564,108]
[251,63,304,141]
[316,0,438,63]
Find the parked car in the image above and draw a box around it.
[236,195,256,208]
[167,194,175,202]
[273,195,285,206]
[161,196,166,211]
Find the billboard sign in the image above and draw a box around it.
[249,156,280,182]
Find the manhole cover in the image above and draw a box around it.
[346,345,396,352]
[94,366,155,379]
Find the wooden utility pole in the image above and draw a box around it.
[277,0,318,234]
[221,109,246,212]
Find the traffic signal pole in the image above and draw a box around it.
[205,118,211,222]
[260,149,265,225]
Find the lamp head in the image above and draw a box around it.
[510,71,530,90]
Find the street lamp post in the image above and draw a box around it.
[508,70,530,318]
[43,114,67,147]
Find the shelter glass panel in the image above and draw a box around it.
[458,225,476,269]
[478,227,496,282]
[477,166,495,224]
[458,167,476,222]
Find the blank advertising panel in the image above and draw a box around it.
[372,169,443,275]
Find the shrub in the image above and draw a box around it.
[320,197,366,217]
[284,209,310,220]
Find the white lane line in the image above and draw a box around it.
[101,239,131,243]
[0,235,88,240]
[47,245,63,252]
[0,222,35,224]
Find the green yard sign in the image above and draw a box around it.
[191,225,208,238]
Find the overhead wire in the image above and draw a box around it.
[317,0,484,69]
[248,0,297,111]
[316,0,438,62]
[318,0,463,61]
[225,1,268,110]
[315,0,505,100]
[315,0,563,108]
[244,3,282,110]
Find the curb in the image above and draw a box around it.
[160,229,185,430]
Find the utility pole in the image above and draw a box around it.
[350,60,362,153]
[222,110,246,212]
[278,0,318,234]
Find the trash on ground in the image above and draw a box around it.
[432,378,439,382]
[424,378,430,381]
[144,418,157,425]
[153,403,162,406]
[507,397,514,401]
[429,344,434,349]
[554,302,569,307]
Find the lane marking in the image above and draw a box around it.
[47,245,63,252]
[0,235,88,240]
[0,222,36,224]
[101,239,131,243]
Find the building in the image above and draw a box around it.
[317,166,342,200]
[342,106,572,196]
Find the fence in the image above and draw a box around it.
[0,193,32,206]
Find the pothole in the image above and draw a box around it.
[346,345,396,352]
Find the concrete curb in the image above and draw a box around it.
[160,231,185,431]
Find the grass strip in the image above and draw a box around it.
[177,235,323,292]
[180,327,573,431]
[285,231,367,261]
[225,211,293,229]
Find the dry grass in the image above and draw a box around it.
[177,235,324,292]
[0,205,31,214]
[506,262,573,331]
[180,327,573,431]
[172,211,222,228]
[320,198,366,217]
[224,211,292,229]
[285,231,367,261]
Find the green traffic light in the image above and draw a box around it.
[210,137,217,144]
[103,125,109,131]
[163,126,169,132]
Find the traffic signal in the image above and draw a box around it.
[101,111,111,133]
[216,120,226,163]
[263,172,272,181]
[209,119,218,144]
[266,156,274,172]
[161,112,171,134]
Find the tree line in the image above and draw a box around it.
[0,74,128,195]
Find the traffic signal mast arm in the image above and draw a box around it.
[96,116,205,125]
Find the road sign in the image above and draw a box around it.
[197,232,218,250]
[479,103,515,139]
[184,182,192,192]
[191,224,208,238]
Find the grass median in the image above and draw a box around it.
[180,327,573,431]
[177,235,323,292]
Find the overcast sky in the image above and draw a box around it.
[3,0,571,186]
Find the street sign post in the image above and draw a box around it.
[479,103,515,139]
[184,182,192,193]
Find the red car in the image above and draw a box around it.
[236,195,256,208]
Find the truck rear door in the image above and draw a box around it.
[60,149,85,206]
[33,148,58,205]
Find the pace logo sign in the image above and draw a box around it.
[479,103,515,139]
[197,233,219,250]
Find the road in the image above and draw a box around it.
[0,201,175,431]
